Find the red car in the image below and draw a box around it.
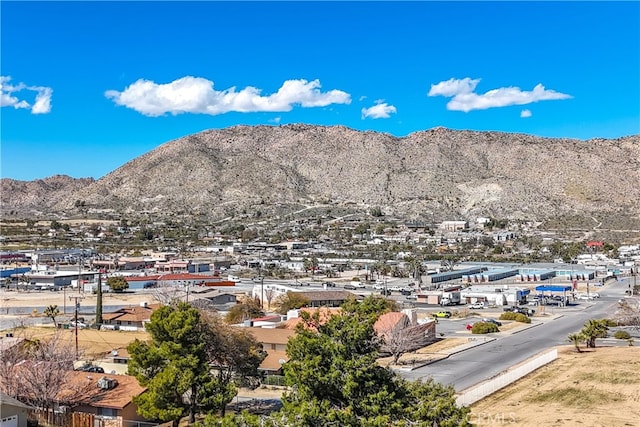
[466,323,474,330]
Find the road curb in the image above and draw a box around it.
[508,322,541,335]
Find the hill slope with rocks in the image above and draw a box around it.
[2,125,639,229]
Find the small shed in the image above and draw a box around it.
[0,391,32,427]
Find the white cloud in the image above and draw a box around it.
[105,76,351,116]
[520,109,532,118]
[428,77,480,97]
[0,76,53,114]
[428,77,572,112]
[361,100,397,119]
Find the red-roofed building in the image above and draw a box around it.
[101,302,161,331]
[59,371,148,426]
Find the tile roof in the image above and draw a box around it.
[244,327,296,345]
[59,371,146,410]
[373,312,409,334]
[259,350,288,371]
[282,307,341,330]
[102,304,161,323]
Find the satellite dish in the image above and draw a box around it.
[278,359,287,365]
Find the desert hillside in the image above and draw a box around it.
[2,125,639,228]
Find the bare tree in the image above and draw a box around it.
[264,288,275,310]
[151,283,185,305]
[0,331,90,424]
[377,315,435,365]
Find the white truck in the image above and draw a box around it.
[440,292,461,306]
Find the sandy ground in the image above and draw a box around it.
[10,326,150,359]
[470,345,640,426]
[0,289,158,310]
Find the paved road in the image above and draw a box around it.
[400,278,631,391]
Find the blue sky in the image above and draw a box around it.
[1,1,639,181]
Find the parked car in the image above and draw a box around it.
[405,295,417,300]
[78,364,104,373]
[322,281,336,287]
[433,311,452,319]
[400,289,413,296]
[482,318,502,327]
[372,283,385,290]
[344,284,357,290]
[503,306,534,316]
[465,322,475,330]
[69,321,87,329]
[388,285,403,292]
[467,302,486,309]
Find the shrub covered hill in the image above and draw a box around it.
[2,124,639,230]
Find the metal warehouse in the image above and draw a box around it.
[481,268,519,282]
[428,267,486,284]
[518,270,557,281]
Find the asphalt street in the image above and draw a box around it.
[399,278,632,391]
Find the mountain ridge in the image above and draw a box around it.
[2,125,639,229]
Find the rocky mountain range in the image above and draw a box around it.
[2,125,639,230]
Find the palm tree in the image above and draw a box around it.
[582,319,609,348]
[567,333,585,353]
[44,304,61,328]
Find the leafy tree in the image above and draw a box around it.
[128,303,219,426]
[302,256,319,275]
[567,333,585,353]
[278,296,469,426]
[224,296,264,324]
[137,226,154,241]
[43,305,60,328]
[107,276,129,293]
[274,292,310,315]
[199,312,266,411]
[241,228,258,242]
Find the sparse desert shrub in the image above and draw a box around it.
[471,322,499,334]
[614,330,631,340]
[500,312,517,321]
[515,313,532,323]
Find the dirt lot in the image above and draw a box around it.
[0,289,156,310]
[470,345,640,426]
[13,326,150,359]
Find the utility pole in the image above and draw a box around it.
[95,269,103,325]
[69,294,84,359]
